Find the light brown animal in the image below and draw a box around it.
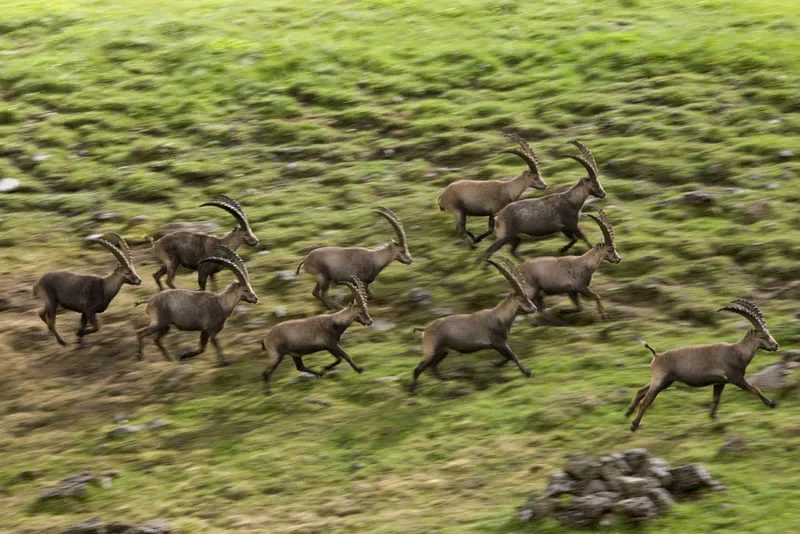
[627,299,780,431]
[34,233,141,346]
[438,133,547,247]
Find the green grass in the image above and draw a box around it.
[1,0,800,532]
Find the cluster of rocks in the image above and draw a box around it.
[517,449,723,528]
[57,518,169,534]
[39,471,119,501]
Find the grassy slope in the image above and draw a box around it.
[1,0,799,531]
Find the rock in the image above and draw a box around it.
[290,372,317,383]
[564,454,601,481]
[351,462,366,471]
[145,419,171,430]
[748,362,794,391]
[57,518,170,534]
[617,476,659,497]
[705,163,724,176]
[741,200,771,223]
[162,221,219,236]
[599,454,631,491]
[545,471,574,496]
[32,153,51,163]
[273,306,288,317]
[566,493,619,526]
[408,288,433,308]
[275,271,297,282]
[598,513,618,527]
[305,397,332,407]
[234,305,250,314]
[128,215,149,226]
[683,190,716,206]
[107,425,143,439]
[431,307,455,316]
[0,177,20,193]
[668,464,713,494]
[517,493,554,522]
[777,149,794,160]
[648,488,675,514]
[92,211,123,223]
[369,319,395,331]
[11,469,45,484]
[783,350,800,363]
[244,320,266,331]
[766,182,780,190]
[614,496,658,522]
[391,96,405,104]
[635,457,672,487]
[580,479,608,496]
[719,434,749,454]
[623,449,650,472]
[39,473,97,501]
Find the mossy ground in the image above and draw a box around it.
[1,0,799,532]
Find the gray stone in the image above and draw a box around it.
[0,177,20,193]
[777,149,794,159]
[145,419,171,430]
[682,190,716,206]
[11,469,45,484]
[31,153,51,162]
[741,200,771,223]
[568,493,618,525]
[275,271,297,282]
[39,472,97,501]
[351,462,366,471]
[545,471,574,496]
[719,434,749,454]
[369,320,395,331]
[431,307,455,316]
[636,457,672,487]
[290,372,317,383]
[107,425,143,439]
[408,288,433,308]
[128,215,149,226]
[92,211,123,222]
[648,487,675,514]
[517,494,554,522]
[580,479,608,495]
[748,362,794,391]
[622,448,650,472]
[273,306,288,317]
[614,496,658,522]
[783,350,800,363]
[564,454,601,481]
[234,305,250,314]
[599,454,631,491]
[617,476,659,497]
[668,464,713,494]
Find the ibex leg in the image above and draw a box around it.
[630,379,671,431]
[625,385,650,417]
[430,350,449,380]
[262,351,285,395]
[473,215,495,244]
[710,383,725,419]
[292,356,323,376]
[329,344,363,374]
[180,332,209,360]
[211,336,229,366]
[493,342,532,378]
[732,378,778,409]
[153,265,167,291]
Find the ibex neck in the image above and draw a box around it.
[507,173,530,201]
[492,295,520,330]
[221,231,244,250]
[220,283,241,316]
[373,244,395,272]
[734,331,761,365]
[580,246,606,272]
[102,269,126,304]
[331,307,356,330]
[565,178,590,208]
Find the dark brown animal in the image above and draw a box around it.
[33,233,141,346]
[627,300,780,431]
[152,195,258,290]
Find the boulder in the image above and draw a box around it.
[622,449,650,472]
[668,464,713,494]
[599,453,631,491]
[0,177,20,193]
[580,479,608,496]
[545,471,575,497]
[564,454,601,481]
[648,488,675,514]
[747,362,795,391]
[408,288,433,308]
[741,200,772,223]
[635,457,672,487]
[682,190,716,206]
[617,476,659,498]
[614,496,659,522]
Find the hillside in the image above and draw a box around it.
[1,0,799,532]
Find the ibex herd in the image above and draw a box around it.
[32,134,786,431]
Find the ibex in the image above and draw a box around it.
[295,207,412,308]
[260,277,372,394]
[152,195,259,291]
[33,233,142,346]
[136,246,258,365]
[480,141,606,262]
[438,133,547,247]
[627,299,780,432]
[408,258,537,394]
[518,210,621,320]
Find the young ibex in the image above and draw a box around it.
[408,257,537,394]
[295,207,412,308]
[152,195,259,291]
[438,133,547,247]
[479,141,606,262]
[34,233,142,346]
[136,246,258,365]
[518,210,621,320]
[627,299,780,431]
[260,277,372,394]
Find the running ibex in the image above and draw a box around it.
[480,141,606,262]
[518,210,621,320]
[627,299,780,431]
[136,246,257,365]
[260,277,372,394]
[408,258,537,394]
[34,233,142,346]
[152,195,259,291]
[295,207,412,308]
[438,133,547,247]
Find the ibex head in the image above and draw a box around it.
[89,233,141,285]
[345,277,372,326]
[200,195,259,246]
[568,140,605,199]
[719,299,779,352]
[200,246,259,303]
[500,133,547,191]
[586,210,621,264]
[375,207,412,265]
[487,257,537,314]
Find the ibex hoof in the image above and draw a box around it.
[355,366,365,374]
[769,400,779,409]
[523,369,533,378]
[630,422,639,432]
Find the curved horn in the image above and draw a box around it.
[486,257,532,301]
[200,197,251,232]
[344,276,369,312]
[200,249,254,294]
[566,154,598,183]
[568,140,598,173]
[585,211,615,248]
[211,245,250,281]
[103,233,135,269]
[374,207,408,250]
[87,236,131,271]
[500,133,541,176]
[730,299,769,330]
[718,302,763,332]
